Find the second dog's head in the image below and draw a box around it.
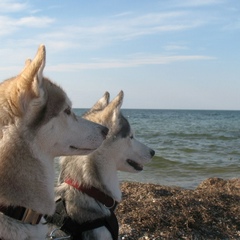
[83,91,155,173]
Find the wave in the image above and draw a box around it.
[150,155,240,172]
[165,132,238,140]
[179,148,199,153]
[150,156,182,168]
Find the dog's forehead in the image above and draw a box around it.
[28,78,68,129]
[116,114,131,137]
[45,79,67,108]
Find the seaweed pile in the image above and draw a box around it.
[116,178,240,240]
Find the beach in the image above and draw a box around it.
[116,178,240,240]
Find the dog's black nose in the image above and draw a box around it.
[101,126,109,138]
[150,149,155,157]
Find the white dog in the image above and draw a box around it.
[0,45,108,240]
[47,91,155,240]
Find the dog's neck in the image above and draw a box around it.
[0,126,55,215]
[59,147,122,203]
[84,147,122,202]
[65,178,118,210]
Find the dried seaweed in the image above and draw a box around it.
[116,178,240,240]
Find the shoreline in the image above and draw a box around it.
[116,177,240,240]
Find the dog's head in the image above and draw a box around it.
[0,45,107,156]
[83,91,155,173]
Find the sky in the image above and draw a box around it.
[0,0,239,110]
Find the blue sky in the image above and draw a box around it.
[0,0,239,110]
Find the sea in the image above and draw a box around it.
[56,109,240,190]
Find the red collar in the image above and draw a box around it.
[65,179,118,210]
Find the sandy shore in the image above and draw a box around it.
[115,178,240,240]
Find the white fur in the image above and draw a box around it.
[52,91,155,239]
[0,45,107,240]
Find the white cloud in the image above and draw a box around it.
[0,0,28,12]
[111,12,133,18]
[17,16,54,27]
[46,54,215,72]
[172,0,225,8]
[0,16,17,36]
[35,10,206,52]
[164,44,188,51]
[0,5,225,61]
[0,0,54,37]
[109,11,204,39]
[0,15,55,37]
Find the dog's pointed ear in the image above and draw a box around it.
[103,90,124,123]
[91,91,110,111]
[19,44,45,91]
[106,90,123,112]
[83,91,110,120]
[22,59,32,71]
[12,45,46,114]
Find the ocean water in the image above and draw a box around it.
[60,109,240,189]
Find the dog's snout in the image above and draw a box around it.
[101,126,109,138]
[150,149,155,157]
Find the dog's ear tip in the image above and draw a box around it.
[104,91,110,97]
[118,90,124,99]
[102,92,110,104]
[39,44,46,50]
[39,44,46,56]
[25,59,31,64]
[36,45,46,60]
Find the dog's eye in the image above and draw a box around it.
[64,107,71,115]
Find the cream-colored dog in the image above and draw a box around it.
[0,45,108,240]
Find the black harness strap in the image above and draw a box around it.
[46,198,118,240]
[0,205,42,225]
[102,209,119,240]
